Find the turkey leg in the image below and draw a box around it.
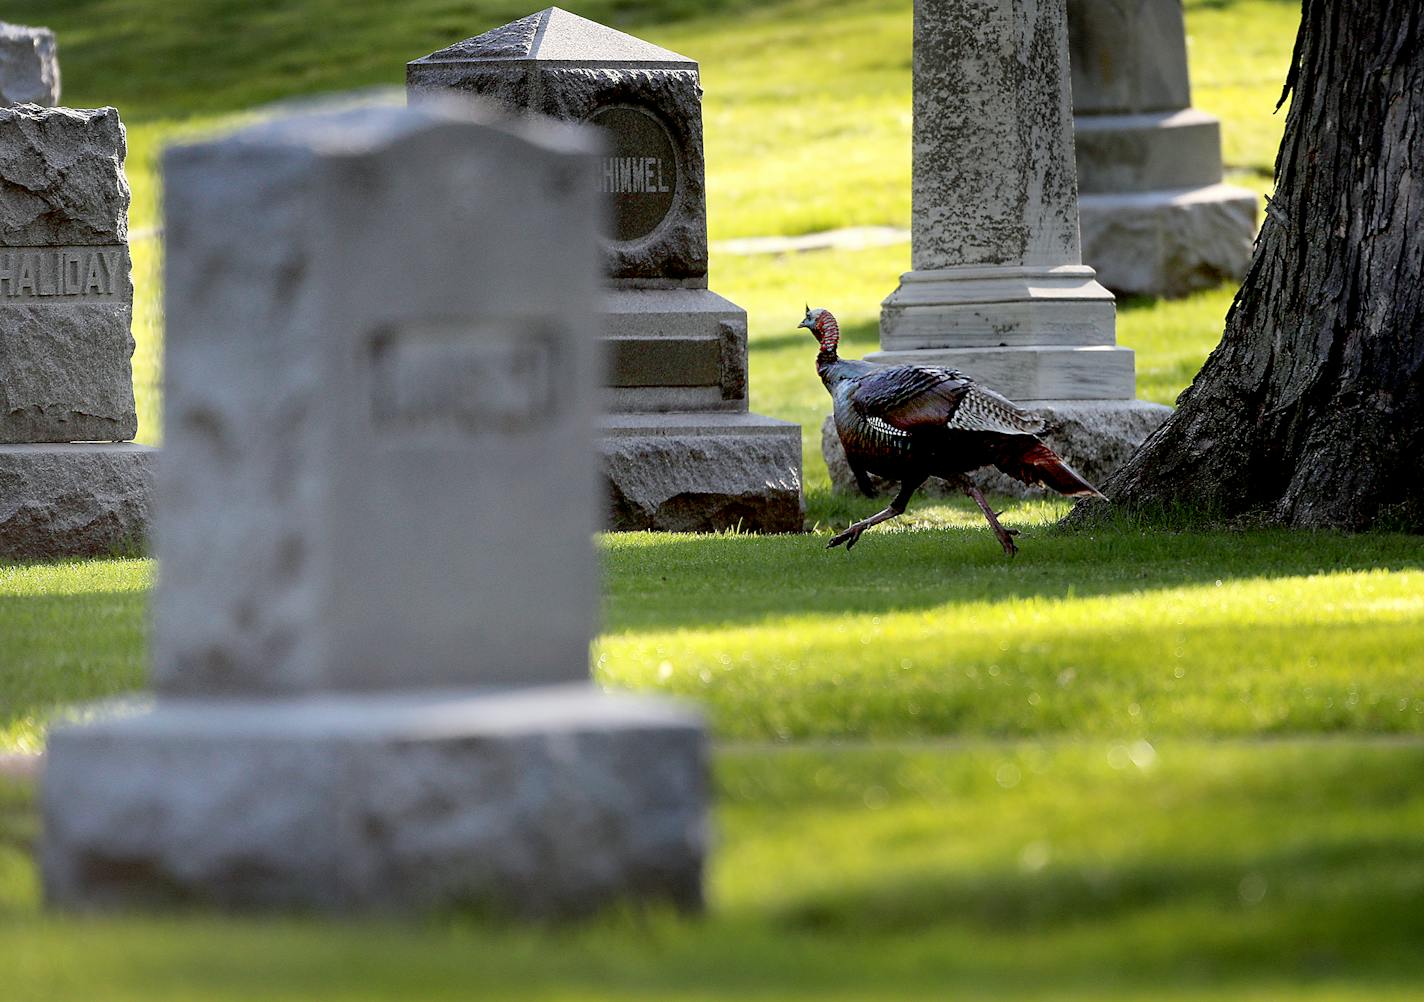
[958,479,1019,557]
[828,477,926,551]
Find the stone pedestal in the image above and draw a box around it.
[0,105,153,559]
[1068,0,1258,296]
[0,444,154,560]
[43,686,706,916]
[409,8,804,533]
[43,98,707,917]
[603,412,802,531]
[834,0,1168,496]
[0,22,59,106]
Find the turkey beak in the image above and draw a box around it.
[798,317,815,330]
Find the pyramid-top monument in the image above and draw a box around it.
[412,7,693,68]
[408,11,804,535]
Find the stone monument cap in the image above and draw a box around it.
[408,10,707,284]
[410,7,695,69]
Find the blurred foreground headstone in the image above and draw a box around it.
[0,22,59,106]
[1069,0,1258,296]
[0,104,153,559]
[409,8,804,532]
[42,97,707,918]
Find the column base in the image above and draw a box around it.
[42,685,708,919]
[821,398,1170,499]
[1079,184,1259,298]
[601,411,804,533]
[0,443,156,560]
[864,345,1138,401]
[879,264,1117,352]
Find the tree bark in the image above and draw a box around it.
[1097,0,1424,529]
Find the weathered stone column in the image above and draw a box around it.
[409,8,804,532]
[42,98,707,918]
[1070,0,1258,296]
[825,0,1168,497]
[0,105,153,558]
[0,22,60,106]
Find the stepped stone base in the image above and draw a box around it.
[879,265,1116,352]
[602,412,804,532]
[821,398,1170,500]
[865,344,1137,401]
[0,444,156,560]
[43,685,708,918]
[1080,184,1258,298]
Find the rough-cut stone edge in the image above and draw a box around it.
[602,414,804,532]
[42,685,708,918]
[821,399,1171,500]
[0,443,154,560]
[1079,184,1259,298]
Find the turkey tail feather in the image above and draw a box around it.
[996,440,1106,499]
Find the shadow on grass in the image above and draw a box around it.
[5,743,1424,998]
[601,517,1424,633]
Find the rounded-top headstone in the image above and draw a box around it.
[407,7,708,286]
[0,22,60,107]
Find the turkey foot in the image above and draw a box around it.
[827,479,923,552]
[827,506,897,550]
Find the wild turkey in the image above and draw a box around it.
[802,307,1104,556]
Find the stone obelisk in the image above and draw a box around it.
[826,0,1168,497]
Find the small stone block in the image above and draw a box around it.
[0,443,155,560]
[601,412,803,532]
[1079,184,1259,297]
[1073,110,1224,195]
[0,21,60,107]
[602,287,747,409]
[42,686,708,918]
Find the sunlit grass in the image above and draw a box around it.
[596,509,1424,740]
[4,740,1424,999]
[0,560,151,753]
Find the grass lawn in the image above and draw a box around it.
[7,1,1420,1000]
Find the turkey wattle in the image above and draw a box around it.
[803,307,1104,556]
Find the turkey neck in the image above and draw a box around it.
[817,347,858,389]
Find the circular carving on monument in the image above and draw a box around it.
[587,106,679,243]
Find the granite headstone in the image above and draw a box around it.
[410,8,803,532]
[0,104,153,559]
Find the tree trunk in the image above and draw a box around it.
[1097,0,1424,529]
